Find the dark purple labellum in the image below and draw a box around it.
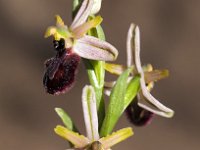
[43,39,80,95]
[43,38,81,95]
[43,49,80,95]
[126,98,154,126]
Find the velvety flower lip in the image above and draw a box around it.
[43,47,80,95]
[43,0,118,95]
[126,99,154,126]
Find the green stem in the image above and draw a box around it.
[72,0,106,130]
[83,59,105,129]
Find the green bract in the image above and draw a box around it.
[100,68,140,136]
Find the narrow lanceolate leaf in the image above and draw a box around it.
[133,25,174,118]
[99,127,133,149]
[74,35,118,61]
[54,125,89,148]
[100,68,132,136]
[82,85,99,141]
[55,108,78,132]
[123,75,140,111]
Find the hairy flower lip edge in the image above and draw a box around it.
[43,50,81,95]
[128,23,174,118]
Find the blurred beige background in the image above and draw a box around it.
[0,0,200,149]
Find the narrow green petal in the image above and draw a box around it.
[44,26,71,40]
[99,127,133,149]
[100,68,132,136]
[87,15,105,41]
[55,108,78,132]
[104,63,126,75]
[73,16,103,39]
[54,125,89,148]
[144,69,169,83]
[55,15,64,26]
[82,85,99,141]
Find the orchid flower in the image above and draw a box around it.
[43,0,118,95]
[104,24,174,119]
[54,86,133,150]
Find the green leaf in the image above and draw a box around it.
[100,68,133,136]
[123,75,140,111]
[55,108,78,132]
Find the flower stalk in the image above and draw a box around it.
[42,0,174,149]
